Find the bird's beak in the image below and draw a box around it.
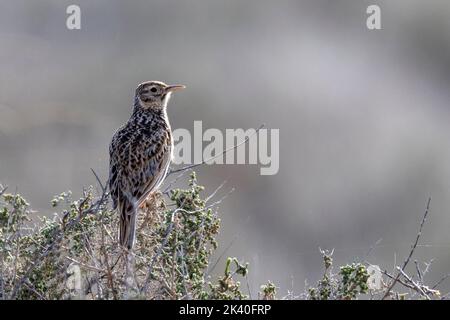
[165,84,186,93]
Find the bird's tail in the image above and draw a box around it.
[118,199,137,250]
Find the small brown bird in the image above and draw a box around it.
[109,81,185,249]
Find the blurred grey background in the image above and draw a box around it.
[2,0,450,296]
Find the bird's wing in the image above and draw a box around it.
[136,142,172,207]
[135,134,172,207]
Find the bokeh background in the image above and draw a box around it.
[2,0,450,297]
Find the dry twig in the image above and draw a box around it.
[382,197,431,300]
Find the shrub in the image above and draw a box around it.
[0,178,445,300]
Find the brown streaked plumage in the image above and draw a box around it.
[109,81,185,249]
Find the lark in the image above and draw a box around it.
[109,81,185,249]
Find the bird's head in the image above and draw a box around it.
[135,80,185,110]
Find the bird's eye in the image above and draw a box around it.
[150,87,158,93]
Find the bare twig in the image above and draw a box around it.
[100,216,118,300]
[382,197,431,300]
[205,180,227,203]
[207,236,238,277]
[168,124,265,176]
[379,267,416,291]
[246,275,253,300]
[140,206,183,295]
[364,238,383,261]
[414,260,423,283]
[24,281,47,300]
[362,260,416,291]
[162,171,187,195]
[396,267,430,300]
[413,259,434,284]
[66,257,104,273]
[432,274,450,290]
[90,168,107,193]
